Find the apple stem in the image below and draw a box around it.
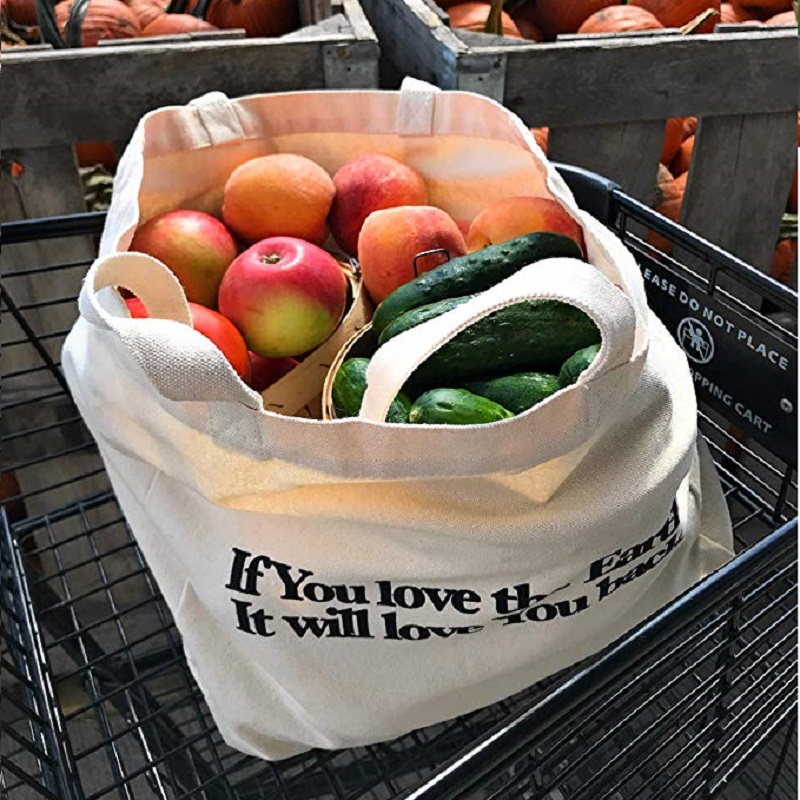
[261,254,283,265]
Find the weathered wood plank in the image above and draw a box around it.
[1,41,331,150]
[548,120,666,204]
[0,147,88,224]
[282,13,351,39]
[558,28,682,40]
[714,23,764,32]
[457,30,531,48]
[97,29,247,45]
[0,148,100,507]
[322,39,380,88]
[418,0,449,24]
[499,31,796,126]
[340,0,377,40]
[299,0,333,25]
[359,0,467,89]
[682,111,798,273]
[0,147,92,364]
[455,50,507,100]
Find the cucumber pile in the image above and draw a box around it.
[331,232,603,425]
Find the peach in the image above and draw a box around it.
[329,154,428,256]
[358,206,467,303]
[466,196,585,254]
[222,154,335,245]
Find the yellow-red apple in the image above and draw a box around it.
[128,209,238,308]
[467,196,585,254]
[329,154,428,256]
[218,237,347,358]
[357,206,467,303]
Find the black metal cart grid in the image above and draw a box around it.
[0,167,796,800]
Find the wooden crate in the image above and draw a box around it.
[0,0,379,224]
[358,0,797,273]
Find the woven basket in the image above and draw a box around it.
[262,262,372,419]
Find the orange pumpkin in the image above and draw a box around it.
[731,0,791,15]
[141,13,216,34]
[682,116,698,139]
[629,0,721,32]
[771,238,797,285]
[514,17,544,40]
[6,0,36,25]
[128,0,168,28]
[650,165,687,251]
[447,2,522,36]
[578,5,663,33]
[206,0,298,37]
[655,166,687,222]
[55,0,140,46]
[720,2,761,21]
[530,126,549,154]
[75,141,117,170]
[529,0,618,37]
[509,2,544,40]
[672,135,695,176]
[766,10,797,23]
[661,118,686,166]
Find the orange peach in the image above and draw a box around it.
[466,196,585,254]
[329,154,428,256]
[357,206,467,303]
[222,154,335,245]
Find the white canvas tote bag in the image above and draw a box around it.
[62,80,734,760]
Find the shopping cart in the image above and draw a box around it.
[1,166,796,800]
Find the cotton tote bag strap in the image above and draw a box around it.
[78,252,260,408]
[360,259,644,474]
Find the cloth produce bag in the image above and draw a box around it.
[62,80,734,760]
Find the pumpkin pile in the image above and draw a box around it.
[650,108,798,284]
[1,0,300,47]
[531,99,798,284]
[436,0,796,40]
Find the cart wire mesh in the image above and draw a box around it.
[1,169,797,800]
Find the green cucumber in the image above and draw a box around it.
[408,300,601,390]
[331,358,412,422]
[378,295,476,345]
[372,232,584,334]
[408,389,513,425]
[464,372,561,415]
[559,343,602,387]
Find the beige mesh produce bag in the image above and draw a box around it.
[62,80,733,760]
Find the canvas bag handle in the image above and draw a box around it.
[181,78,434,150]
[361,258,639,423]
[78,252,261,407]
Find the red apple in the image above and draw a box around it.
[218,237,347,358]
[248,351,299,392]
[125,297,250,382]
[125,297,149,318]
[129,210,238,308]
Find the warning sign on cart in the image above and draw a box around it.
[641,261,796,464]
